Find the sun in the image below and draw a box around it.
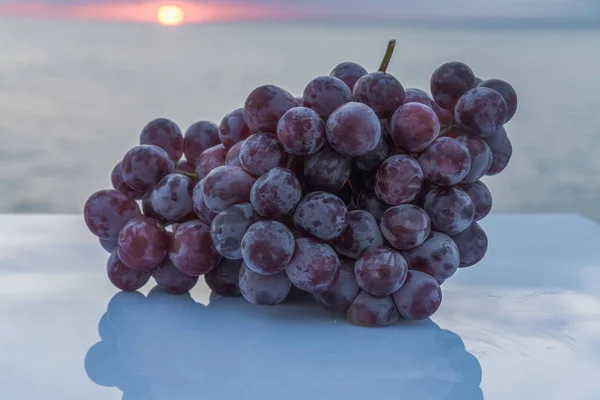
[157,5,185,26]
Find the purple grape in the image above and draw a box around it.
[356,191,389,221]
[483,127,513,175]
[225,140,244,167]
[293,192,348,241]
[219,108,252,149]
[454,87,508,138]
[277,107,327,156]
[192,179,218,225]
[183,121,220,164]
[239,132,285,176]
[250,167,302,219]
[418,137,471,186]
[458,180,492,221]
[402,232,460,283]
[141,195,165,223]
[390,103,440,153]
[403,87,435,107]
[295,96,304,106]
[354,245,407,296]
[111,162,145,200]
[100,238,117,253]
[434,104,453,126]
[430,61,476,110]
[423,186,474,235]
[194,144,227,180]
[168,220,223,276]
[354,125,392,172]
[392,270,442,320]
[304,145,351,192]
[243,85,298,133]
[375,155,424,205]
[346,291,399,327]
[149,173,194,222]
[176,160,196,175]
[475,76,483,85]
[139,118,183,161]
[380,205,431,250]
[239,262,291,306]
[455,135,492,183]
[107,250,152,291]
[330,61,368,91]
[153,258,199,295]
[84,189,142,239]
[202,165,257,213]
[210,203,260,260]
[285,237,340,293]
[479,78,518,122]
[204,258,242,297]
[117,217,168,271]
[353,71,405,119]
[303,76,352,120]
[333,210,384,259]
[313,258,360,313]
[326,102,381,157]
[452,222,488,268]
[241,220,295,275]
[121,144,175,192]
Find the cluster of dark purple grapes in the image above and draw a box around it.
[84,40,515,327]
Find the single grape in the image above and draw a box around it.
[139,118,183,161]
[107,250,152,291]
[121,144,175,192]
[210,203,260,260]
[392,270,442,320]
[356,191,389,221]
[204,258,242,297]
[141,195,165,223]
[326,102,381,157]
[354,125,392,172]
[380,205,431,250]
[111,162,144,200]
[346,291,399,327]
[149,173,194,222]
[403,87,435,107]
[454,87,508,138]
[479,78,518,122]
[303,76,352,120]
[277,107,326,156]
[285,237,340,293]
[84,189,142,239]
[176,160,196,175]
[202,165,256,213]
[332,210,384,259]
[293,191,348,241]
[452,222,488,268]
[430,61,476,110]
[455,135,492,183]
[250,167,302,219]
[243,85,298,133]
[238,262,291,306]
[168,220,223,276]
[152,258,199,295]
[183,121,220,164]
[225,140,244,167]
[219,108,252,149]
[353,71,405,119]
[117,217,168,271]
[458,181,492,221]
[194,144,227,180]
[390,102,440,153]
[418,137,471,186]
[241,220,295,275]
[402,232,460,283]
[433,103,453,126]
[313,258,360,313]
[329,61,368,91]
[423,186,474,236]
[375,155,424,205]
[100,237,117,253]
[483,127,513,175]
[192,179,218,225]
[304,145,351,192]
[354,245,408,296]
[239,132,285,176]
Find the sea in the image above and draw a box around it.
[1,17,599,220]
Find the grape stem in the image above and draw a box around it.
[378,39,397,73]
[176,169,197,180]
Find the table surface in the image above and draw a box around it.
[1,213,599,400]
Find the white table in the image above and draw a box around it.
[1,214,599,400]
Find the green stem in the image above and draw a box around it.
[176,169,198,180]
[378,39,397,73]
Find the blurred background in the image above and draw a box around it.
[0,0,599,219]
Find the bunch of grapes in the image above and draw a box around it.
[84,39,515,327]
